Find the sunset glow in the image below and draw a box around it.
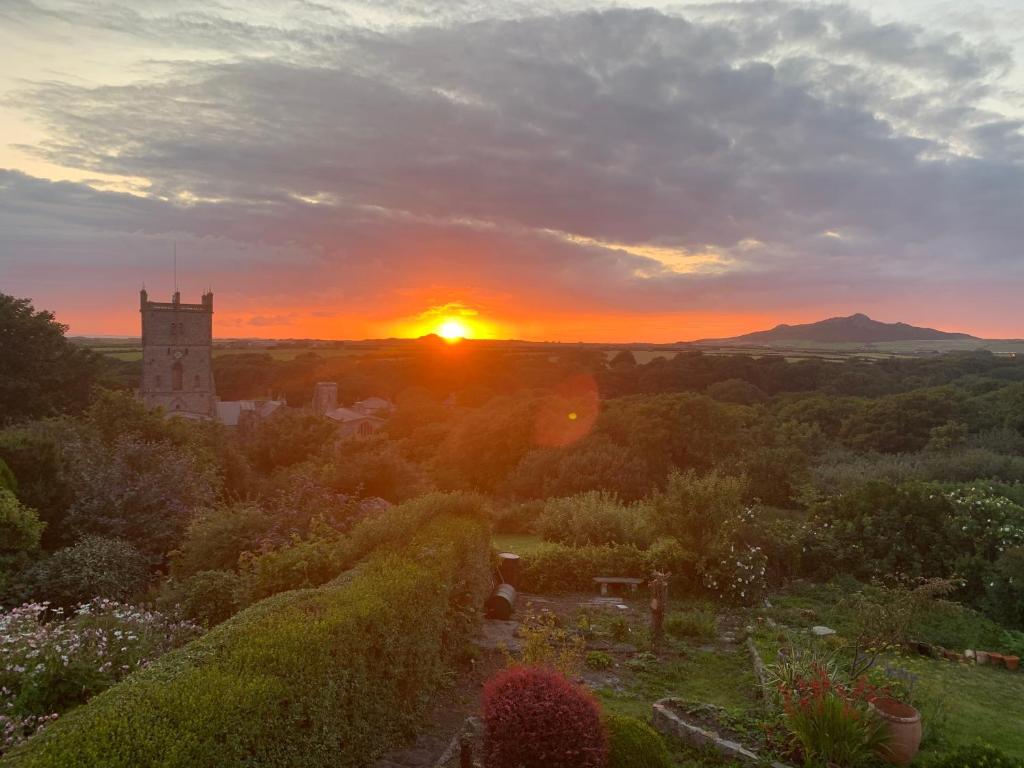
[2,2,1023,341]
[437,318,469,342]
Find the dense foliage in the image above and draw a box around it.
[1,600,199,754]
[2,512,490,767]
[482,666,608,768]
[0,296,104,425]
[604,713,673,768]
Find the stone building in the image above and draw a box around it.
[139,289,216,419]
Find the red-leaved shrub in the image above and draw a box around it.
[481,666,608,768]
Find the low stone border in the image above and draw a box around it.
[652,698,792,768]
[746,634,769,699]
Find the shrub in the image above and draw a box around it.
[491,500,546,534]
[585,651,613,670]
[701,540,768,606]
[665,608,717,639]
[20,537,149,608]
[0,460,16,494]
[605,713,672,768]
[517,543,649,593]
[481,666,608,768]
[648,469,746,549]
[535,491,654,547]
[61,434,218,560]
[169,503,274,579]
[4,514,490,767]
[160,570,246,627]
[0,491,43,556]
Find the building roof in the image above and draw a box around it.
[216,399,284,426]
[325,407,385,424]
[353,397,394,413]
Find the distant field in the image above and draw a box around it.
[90,346,375,362]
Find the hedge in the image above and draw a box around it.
[605,713,673,768]
[517,540,698,594]
[240,491,490,601]
[3,511,491,768]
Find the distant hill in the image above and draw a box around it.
[696,313,978,344]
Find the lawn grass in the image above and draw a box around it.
[596,646,759,721]
[756,584,1024,760]
[491,533,546,556]
[900,654,1024,758]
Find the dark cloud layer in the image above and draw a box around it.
[2,2,1023,335]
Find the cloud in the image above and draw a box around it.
[2,3,1023,337]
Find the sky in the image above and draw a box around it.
[1,0,1023,341]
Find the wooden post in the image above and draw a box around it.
[650,570,670,652]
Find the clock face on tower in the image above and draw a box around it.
[173,349,184,359]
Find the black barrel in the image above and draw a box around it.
[497,552,520,588]
[486,583,517,620]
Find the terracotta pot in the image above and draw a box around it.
[990,652,1005,665]
[1006,655,1020,671]
[976,651,990,665]
[870,698,922,766]
[943,649,957,661]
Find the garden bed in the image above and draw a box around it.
[652,698,792,768]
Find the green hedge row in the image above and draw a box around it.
[517,539,699,594]
[239,491,490,600]
[3,510,491,768]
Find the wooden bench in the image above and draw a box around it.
[593,576,644,596]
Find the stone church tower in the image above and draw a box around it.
[139,289,216,418]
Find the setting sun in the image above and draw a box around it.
[437,318,470,341]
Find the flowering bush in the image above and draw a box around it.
[702,540,768,605]
[0,599,199,754]
[778,664,888,768]
[946,485,1024,558]
[482,666,607,768]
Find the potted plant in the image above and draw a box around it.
[989,652,1005,666]
[1005,655,1020,671]
[976,650,990,665]
[869,697,922,766]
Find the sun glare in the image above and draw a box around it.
[437,318,470,342]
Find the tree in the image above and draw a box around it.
[0,294,102,424]
[244,410,338,473]
[63,434,218,561]
[648,469,746,550]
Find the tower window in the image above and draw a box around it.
[172,360,184,391]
